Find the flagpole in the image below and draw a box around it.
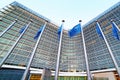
[21,21,48,80]
[111,19,120,32]
[96,21,120,77]
[54,20,65,80]
[0,19,17,37]
[80,20,92,80]
[0,11,24,37]
[0,20,32,68]
[0,19,32,68]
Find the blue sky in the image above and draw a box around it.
[0,0,120,30]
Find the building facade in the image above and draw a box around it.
[0,1,120,80]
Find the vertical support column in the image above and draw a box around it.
[54,20,65,80]
[21,21,47,80]
[80,20,92,80]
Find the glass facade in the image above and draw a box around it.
[0,1,59,70]
[83,2,120,71]
[0,68,29,80]
[0,1,85,72]
[0,1,120,76]
[60,32,85,72]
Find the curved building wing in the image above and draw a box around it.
[0,1,120,80]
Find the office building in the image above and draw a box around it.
[0,1,120,80]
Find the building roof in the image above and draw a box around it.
[10,1,51,23]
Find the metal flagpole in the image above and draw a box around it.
[0,11,24,37]
[21,21,47,80]
[0,19,17,37]
[96,21,120,77]
[0,19,32,68]
[54,20,65,80]
[111,19,120,32]
[80,20,92,80]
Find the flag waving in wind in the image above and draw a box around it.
[111,21,119,40]
[34,26,43,40]
[19,25,26,34]
[57,25,63,40]
[68,24,81,37]
[96,22,103,39]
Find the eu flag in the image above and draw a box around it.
[19,25,26,34]
[57,25,62,40]
[96,22,103,39]
[68,24,81,37]
[111,21,119,40]
[34,26,43,40]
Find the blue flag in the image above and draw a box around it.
[19,25,26,34]
[96,22,103,39]
[111,21,119,40]
[57,25,63,40]
[34,26,43,40]
[68,24,81,37]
